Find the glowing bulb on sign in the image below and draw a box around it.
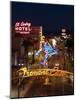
[15,22,31,34]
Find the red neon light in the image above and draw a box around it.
[15,22,31,34]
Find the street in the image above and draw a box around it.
[11,73,74,98]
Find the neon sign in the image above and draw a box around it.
[15,22,31,34]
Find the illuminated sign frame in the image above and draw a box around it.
[15,22,31,34]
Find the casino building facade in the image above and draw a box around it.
[12,22,43,67]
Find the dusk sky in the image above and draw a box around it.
[11,2,74,35]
